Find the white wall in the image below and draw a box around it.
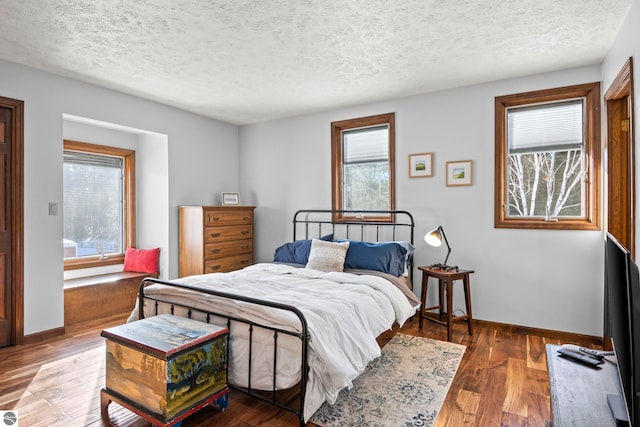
[0,59,239,335]
[240,65,604,336]
[602,0,640,252]
[138,132,170,279]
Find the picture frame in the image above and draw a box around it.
[446,160,473,186]
[221,192,240,206]
[408,152,433,178]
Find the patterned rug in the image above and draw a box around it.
[310,333,466,427]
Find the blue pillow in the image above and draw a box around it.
[273,234,333,265]
[341,241,408,277]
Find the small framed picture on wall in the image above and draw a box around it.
[221,192,240,205]
[446,160,473,186]
[408,153,433,178]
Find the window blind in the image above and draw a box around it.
[343,125,389,164]
[507,100,584,153]
[64,150,123,169]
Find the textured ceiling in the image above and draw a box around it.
[0,1,633,125]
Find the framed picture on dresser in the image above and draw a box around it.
[221,192,240,205]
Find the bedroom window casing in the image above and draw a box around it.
[63,140,136,270]
[331,113,395,222]
[494,82,601,230]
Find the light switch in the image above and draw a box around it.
[49,202,58,216]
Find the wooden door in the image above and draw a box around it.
[0,106,10,346]
[0,96,23,347]
[605,58,635,256]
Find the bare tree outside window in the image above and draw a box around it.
[507,150,584,219]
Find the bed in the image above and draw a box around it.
[129,209,420,426]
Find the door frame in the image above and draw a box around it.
[0,96,24,345]
[605,58,635,256]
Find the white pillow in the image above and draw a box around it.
[306,239,350,272]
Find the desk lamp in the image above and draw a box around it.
[424,225,458,271]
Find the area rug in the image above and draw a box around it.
[310,333,466,427]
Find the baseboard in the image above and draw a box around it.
[421,312,603,346]
[23,326,65,345]
[473,318,603,346]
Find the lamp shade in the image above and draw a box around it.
[424,225,456,270]
[424,227,443,247]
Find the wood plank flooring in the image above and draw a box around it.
[0,314,600,426]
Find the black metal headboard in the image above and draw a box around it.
[292,209,416,280]
[292,209,415,243]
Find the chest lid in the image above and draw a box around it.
[101,314,227,359]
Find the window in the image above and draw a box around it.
[494,83,601,230]
[63,140,136,270]
[331,113,395,221]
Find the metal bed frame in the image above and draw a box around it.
[136,209,415,426]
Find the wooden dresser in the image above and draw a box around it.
[179,205,255,277]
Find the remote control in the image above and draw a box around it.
[579,346,614,358]
[560,344,613,359]
[557,347,604,368]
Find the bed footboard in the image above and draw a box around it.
[137,277,310,426]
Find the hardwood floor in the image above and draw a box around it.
[0,314,600,426]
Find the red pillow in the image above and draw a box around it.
[123,247,160,275]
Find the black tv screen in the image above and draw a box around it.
[627,248,640,427]
[604,232,636,426]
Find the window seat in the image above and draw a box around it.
[64,271,158,326]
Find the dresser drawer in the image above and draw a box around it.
[204,209,253,226]
[204,239,252,259]
[205,254,253,273]
[204,225,253,242]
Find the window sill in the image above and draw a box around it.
[494,217,600,231]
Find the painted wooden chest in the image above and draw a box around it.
[100,314,228,426]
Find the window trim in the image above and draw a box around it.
[494,82,601,230]
[63,140,136,270]
[331,113,395,222]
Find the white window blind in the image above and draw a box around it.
[343,125,389,163]
[64,150,123,169]
[507,100,584,153]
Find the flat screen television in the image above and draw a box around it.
[604,232,639,427]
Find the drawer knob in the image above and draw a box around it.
[211,233,221,238]
[212,216,220,221]
[210,265,221,271]
[243,216,250,220]
[240,260,249,265]
[241,245,249,249]
[210,249,221,254]
[241,231,249,235]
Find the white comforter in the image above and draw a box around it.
[128,263,419,421]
